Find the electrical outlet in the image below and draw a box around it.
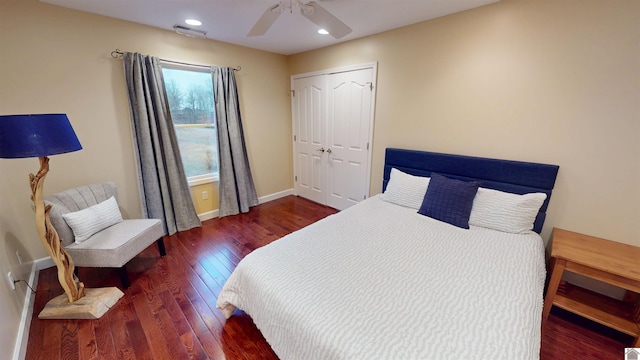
[16,250,23,265]
[7,272,15,291]
[202,191,208,200]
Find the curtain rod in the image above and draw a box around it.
[110,49,241,72]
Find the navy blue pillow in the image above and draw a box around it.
[417,173,481,229]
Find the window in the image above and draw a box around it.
[161,65,218,185]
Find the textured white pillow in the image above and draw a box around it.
[469,188,547,234]
[381,168,430,209]
[62,196,123,243]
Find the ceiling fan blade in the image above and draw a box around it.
[300,1,352,39]
[248,3,283,37]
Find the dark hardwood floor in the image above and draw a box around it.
[25,196,632,359]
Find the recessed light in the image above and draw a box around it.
[317,29,329,35]
[185,19,202,26]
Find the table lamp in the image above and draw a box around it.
[0,114,123,319]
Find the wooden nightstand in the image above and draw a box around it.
[542,228,640,346]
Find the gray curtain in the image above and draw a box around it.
[212,66,259,217]
[123,52,201,234]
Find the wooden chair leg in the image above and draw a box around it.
[117,267,130,289]
[157,238,166,257]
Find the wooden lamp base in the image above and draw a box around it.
[31,156,123,320]
[38,287,124,320]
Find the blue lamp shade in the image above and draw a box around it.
[0,114,82,159]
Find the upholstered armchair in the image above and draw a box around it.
[45,182,166,288]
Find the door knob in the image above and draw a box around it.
[326,148,332,154]
[316,147,325,152]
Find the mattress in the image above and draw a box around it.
[216,195,546,359]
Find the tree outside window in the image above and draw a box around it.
[161,66,218,183]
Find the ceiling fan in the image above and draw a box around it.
[248,0,352,39]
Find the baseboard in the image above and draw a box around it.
[13,257,53,360]
[198,209,219,222]
[198,188,294,222]
[258,189,294,204]
[34,257,54,271]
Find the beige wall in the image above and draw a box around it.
[289,0,640,247]
[191,182,219,215]
[0,1,292,356]
[1,0,638,357]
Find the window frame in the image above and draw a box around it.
[160,61,219,186]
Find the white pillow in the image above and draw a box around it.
[469,188,547,234]
[62,196,123,243]
[381,168,430,209]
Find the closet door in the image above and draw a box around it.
[325,68,374,210]
[292,75,327,205]
[292,64,376,210]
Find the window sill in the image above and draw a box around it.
[188,175,219,187]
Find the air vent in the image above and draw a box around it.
[173,25,207,39]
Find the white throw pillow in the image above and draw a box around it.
[469,188,547,234]
[62,196,124,243]
[381,168,430,209]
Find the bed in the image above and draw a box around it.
[217,148,559,359]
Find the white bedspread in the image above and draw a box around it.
[216,195,546,359]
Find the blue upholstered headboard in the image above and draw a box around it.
[383,148,559,234]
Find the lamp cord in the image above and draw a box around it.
[14,279,36,294]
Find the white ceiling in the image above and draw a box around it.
[40,0,499,55]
